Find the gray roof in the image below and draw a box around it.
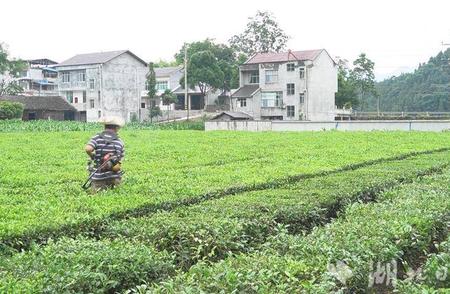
[213,111,253,120]
[154,66,182,78]
[0,95,77,111]
[57,50,147,67]
[245,49,323,64]
[231,85,260,98]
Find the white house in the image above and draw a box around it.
[17,59,59,96]
[144,66,222,112]
[231,49,338,121]
[55,50,148,122]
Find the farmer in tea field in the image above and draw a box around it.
[84,116,125,192]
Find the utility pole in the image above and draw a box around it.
[184,44,189,121]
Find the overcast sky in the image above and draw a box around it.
[1,0,449,80]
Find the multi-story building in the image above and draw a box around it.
[17,59,59,96]
[231,49,338,121]
[55,50,147,122]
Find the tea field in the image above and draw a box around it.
[0,123,449,293]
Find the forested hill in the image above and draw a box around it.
[375,49,450,112]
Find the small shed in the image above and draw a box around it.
[212,111,253,121]
[0,95,78,121]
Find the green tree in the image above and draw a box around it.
[182,50,224,97]
[374,49,450,112]
[147,62,157,99]
[146,62,158,122]
[0,101,24,119]
[177,40,232,94]
[161,89,177,105]
[161,89,177,121]
[153,59,178,68]
[0,43,26,96]
[350,53,377,111]
[229,11,290,56]
[149,106,162,120]
[335,58,358,109]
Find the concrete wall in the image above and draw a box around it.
[208,120,272,131]
[307,51,337,121]
[206,120,450,132]
[102,53,147,122]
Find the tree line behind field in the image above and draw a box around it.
[372,49,450,112]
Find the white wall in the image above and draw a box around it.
[307,51,338,121]
[29,68,43,80]
[57,65,102,121]
[101,52,147,122]
[206,120,450,132]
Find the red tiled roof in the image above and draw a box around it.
[245,49,323,64]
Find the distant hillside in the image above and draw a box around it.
[373,49,450,112]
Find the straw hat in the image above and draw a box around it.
[98,116,125,127]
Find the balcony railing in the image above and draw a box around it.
[59,81,87,90]
[260,107,285,117]
[23,89,59,96]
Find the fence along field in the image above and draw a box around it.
[0,122,449,292]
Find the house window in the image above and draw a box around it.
[98,90,101,102]
[299,67,305,79]
[61,72,70,83]
[156,81,168,91]
[261,92,283,107]
[299,93,305,104]
[89,79,95,89]
[76,71,86,82]
[141,102,146,108]
[249,71,259,84]
[82,91,87,103]
[287,83,295,95]
[238,98,247,107]
[287,63,295,72]
[265,70,278,83]
[74,97,78,104]
[90,99,95,108]
[66,91,73,103]
[287,105,295,117]
[98,110,102,118]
